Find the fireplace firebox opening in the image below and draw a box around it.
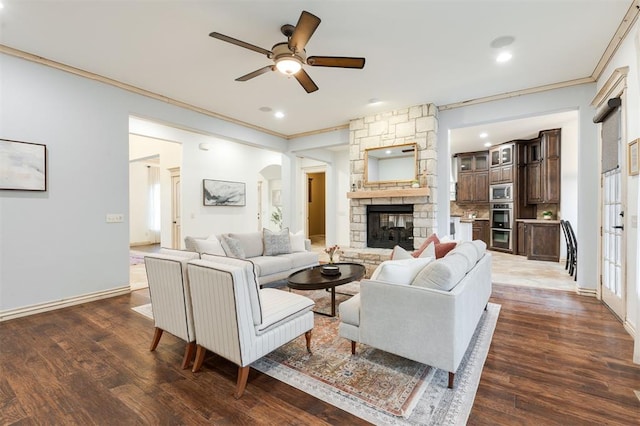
[366,204,414,250]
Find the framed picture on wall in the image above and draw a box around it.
[0,139,47,191]
[628,139,639,176]
[203,179,246,206]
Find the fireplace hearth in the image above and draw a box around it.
[367,205,414,250]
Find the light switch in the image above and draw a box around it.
[106,213,124,223]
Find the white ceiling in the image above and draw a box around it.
[0,0,633,140]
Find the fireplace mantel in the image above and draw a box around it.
[346,187,430,199]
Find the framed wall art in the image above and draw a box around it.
[629,139,639,176]
[0,139,47,191]
[203,179,246,206]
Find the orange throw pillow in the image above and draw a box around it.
[435,241,457,258]
[412,233,440,258]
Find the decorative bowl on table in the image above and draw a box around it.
[321,265,341,276]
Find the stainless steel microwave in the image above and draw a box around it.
[490,183,513,202]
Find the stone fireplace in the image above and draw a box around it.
[342,103,438,275]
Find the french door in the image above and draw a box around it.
[601,168,625,320]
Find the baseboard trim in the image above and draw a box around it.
[576,287,597,297]
[0,286,131,322]
[624,320,636,339]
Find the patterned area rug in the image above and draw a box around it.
[132,284,500,425]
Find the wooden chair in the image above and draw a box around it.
[565,220,578,280]
[560,220,572,271]
[188,256,314,398]
[144,249,200,369]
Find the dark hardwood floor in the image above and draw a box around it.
[1,284,638,424]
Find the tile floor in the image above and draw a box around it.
[129,240,577,293]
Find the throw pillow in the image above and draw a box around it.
[193,236,226,256]
[220,235,246,259]
[435,241,457,258]
[412,253,468,291]
[263,228,291,256]
[370,257,434,285]
[412,233,440,257]
[390,245,413,260]
[229,232,264,258]
[289,230,306,252]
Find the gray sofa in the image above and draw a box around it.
[338,240,492,388]
[185,231,319,286]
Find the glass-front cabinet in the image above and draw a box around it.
[490,143,513,167]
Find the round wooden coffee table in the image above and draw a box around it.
[287,263,365,317]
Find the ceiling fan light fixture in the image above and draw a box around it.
[275,57,302,75]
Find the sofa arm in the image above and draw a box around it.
[304,239,312,251]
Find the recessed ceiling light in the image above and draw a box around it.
[274,111,285,119]
[385,150,392,154]
[479,132,488,138]
[484,142,492,147]
[496,51,512,63]
[490,36,515,49]
[259,106,272,112]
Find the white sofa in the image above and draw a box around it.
[185,230,319,286]
[338,240,492,388]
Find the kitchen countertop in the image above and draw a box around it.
[516,218,561,224]
[460,217,489,223]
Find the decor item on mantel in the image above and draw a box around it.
[411,180,420,188]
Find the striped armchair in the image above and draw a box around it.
[188,256,315,398]
[144,249,200,369]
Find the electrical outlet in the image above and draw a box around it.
[106,213,124,223]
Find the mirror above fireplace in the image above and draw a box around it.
[364,143,417,185]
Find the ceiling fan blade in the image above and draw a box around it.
[235,66,275,81]
[209,32,271,56]
[294,69,319,93]
[307,56,366,69]
[288,11,321,53]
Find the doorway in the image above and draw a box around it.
[307,171,326,243]
[598,98,626,321]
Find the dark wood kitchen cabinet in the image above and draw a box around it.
[489,143,514,184]
[518,220,560,261]
[472,219,490,245]
[525,129,560,204]
[456,151,489,203]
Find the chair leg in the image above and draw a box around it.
[351,340,356,355]
[305,330,312,354]
[150,327,163,351]
[181,342,196,370]
[234,366,250,399]
[191,345,207,373]
[448,372,455,389]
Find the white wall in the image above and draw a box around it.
[0,53,286,313]
[597,18,640,356]
[438,84,599,293]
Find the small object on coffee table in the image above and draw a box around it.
[321,265,340,276]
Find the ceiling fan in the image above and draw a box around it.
[209,10,366,93]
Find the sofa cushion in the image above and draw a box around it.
[257,288,314,334]
[392,245,432,260]
[220,235,246,259]
[277,251,319,269]
[289,230,307,252]
[251,255,293,277]
[371,257,434,285]
[229,231,264,258]
[412,253,468,291]
[263,228,291,256]
[446,241,478,272]
[200,254,263,326]
[471,240,487,258]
